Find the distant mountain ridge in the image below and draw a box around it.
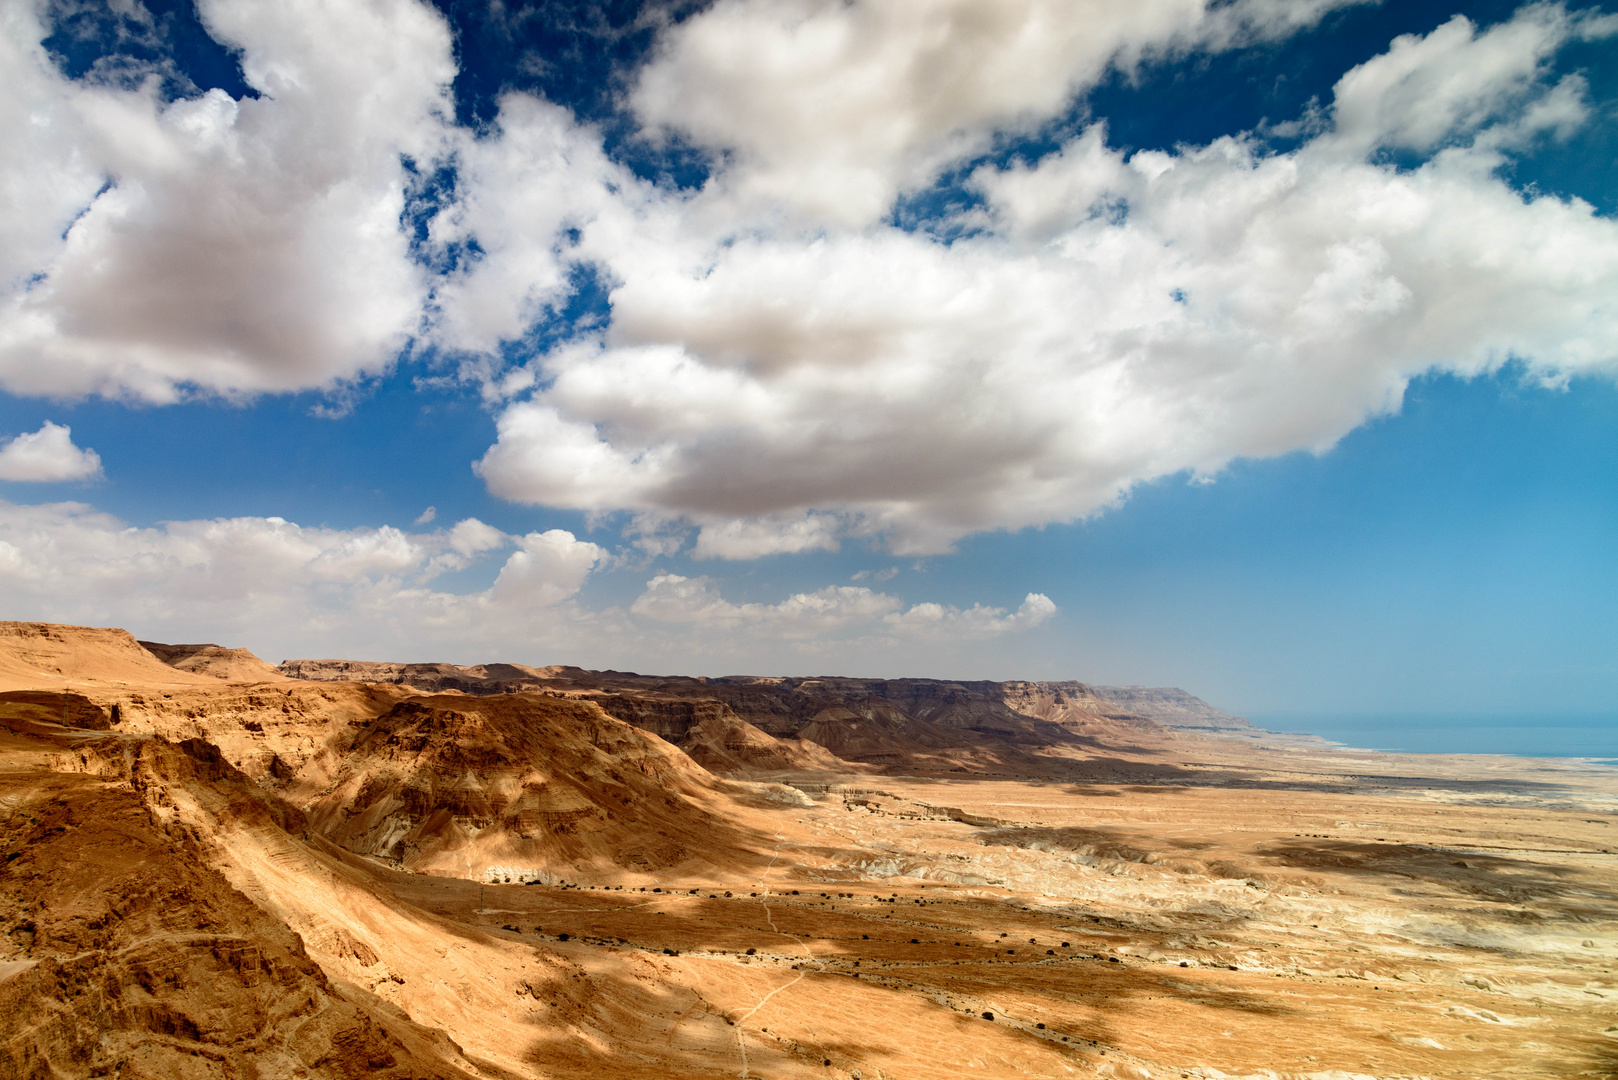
[1089,685,1257,734]
[274,659,1256,773]
[0,624,1252,786]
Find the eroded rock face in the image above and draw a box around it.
[0,743,476,1080]
[0,690,115,730]
[275,659,552,694]
[138,641,289,683]
[0,621,223,691]
[1088,684,1257,733]
[272,661,1198,773]
[101,680,415,798]
[300,694,770,879]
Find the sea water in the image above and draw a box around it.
[1246,712,1618,761]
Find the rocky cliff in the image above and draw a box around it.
[1089,685,1257,733]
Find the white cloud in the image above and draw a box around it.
[0,0,454,401]
[0,500,605,658]
[687,512,845,560]
[0,496,1041,664]
[1326,5,1611,156]
[629,0,1370,227]
[5,0,1617,575]
[476,3,1618,554]
[447,517,506,556]
[0,421,102,482]
[631,573,901,636]
[630,573,1056,641]
[487,528,604,606]
[887,591,1057,637]
[422,93,651,360]
[437,0,1374,378]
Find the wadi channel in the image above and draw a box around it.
[1,620,1614,1079]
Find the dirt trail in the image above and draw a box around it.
[735,844,832,1078]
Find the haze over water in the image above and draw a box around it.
[1254,712,1618,759]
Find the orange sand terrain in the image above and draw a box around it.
[0,622,226,691]
[1,621,1615,1079]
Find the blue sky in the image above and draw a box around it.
[1,0,1615,743]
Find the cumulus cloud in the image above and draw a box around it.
[630,0,1371,226]
[687,512,844,560]
[0,497,1043,664]
[6,0,1618,570]
[888,592,1058,638]
[630,573,1056,641]
[1327,4,1612,155]
[0,422,102,482]
[0,0,454,401]
[476,3,1618,554]
[423,93,649,360]
[487,528,605,606]
[0,500,605,657]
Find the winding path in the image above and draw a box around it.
[735,842,830,1078]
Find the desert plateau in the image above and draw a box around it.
[1,620,1614,1080]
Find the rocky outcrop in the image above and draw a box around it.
[0,724,482,1080]
[139,641,289,683]
[274,659,532,694]
[1089,685,1257,733]
[301,694,768,879]
[0,621,223,691]
[0,689,116,730]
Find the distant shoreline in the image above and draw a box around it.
[1247,711,1618,760]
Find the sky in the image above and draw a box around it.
[1,0,1616,738]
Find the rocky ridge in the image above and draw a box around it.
[1089,684,1258,733]
[0,621,222,691]
[138,641,289,683]
[273,660,1257,775]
